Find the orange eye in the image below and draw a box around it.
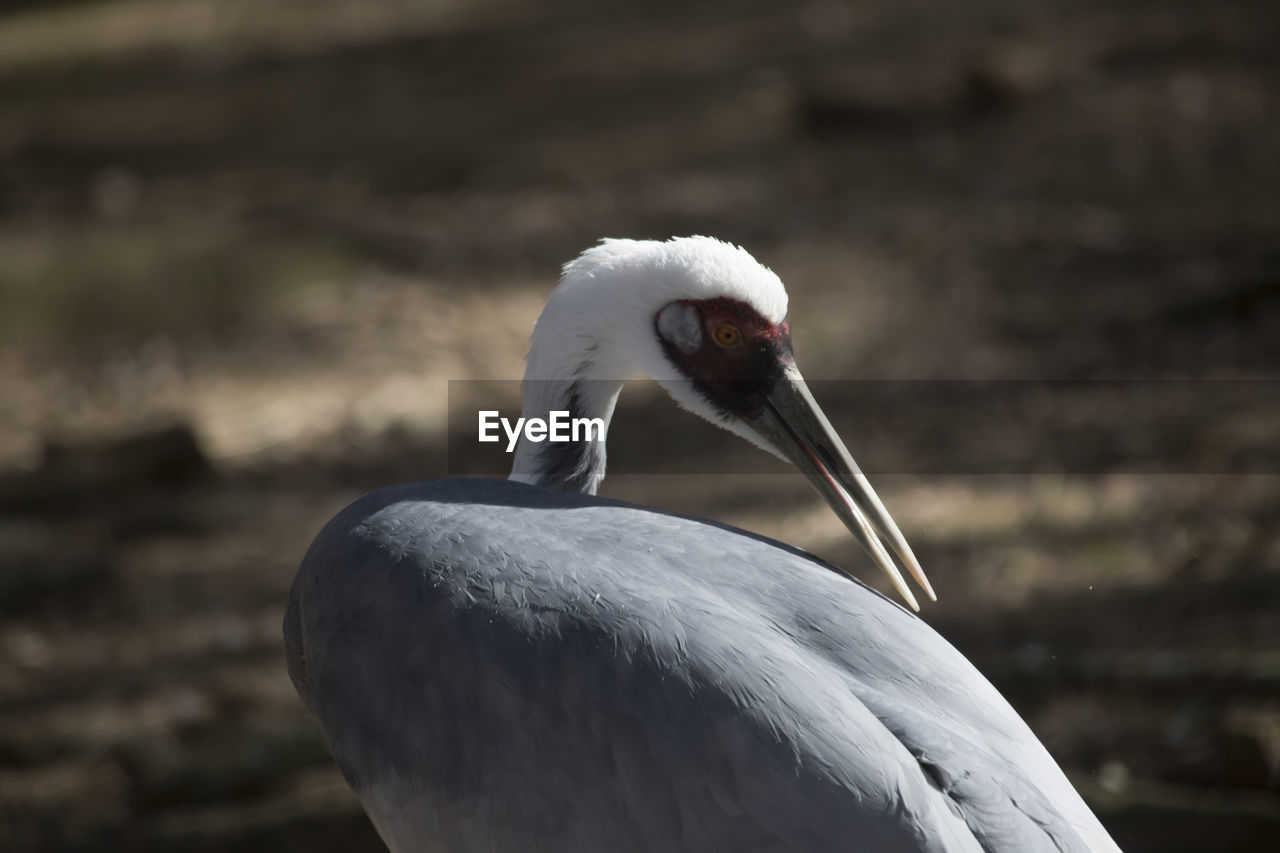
[714,325,743,347]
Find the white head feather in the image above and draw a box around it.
[513,236,791,490]
[526,235,787,381]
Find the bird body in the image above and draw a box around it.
[286,237,1122,851]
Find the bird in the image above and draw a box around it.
[284,236,1122,852]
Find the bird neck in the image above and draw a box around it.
[509,376,623,495]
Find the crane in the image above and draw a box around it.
[285,236,1122,852]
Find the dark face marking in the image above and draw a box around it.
[653,296,794,419]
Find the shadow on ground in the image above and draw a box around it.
[1,0,1278,850]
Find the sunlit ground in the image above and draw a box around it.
[1,0,1278,850]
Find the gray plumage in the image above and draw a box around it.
[285,236,1120,852]
[286,479,1112,852]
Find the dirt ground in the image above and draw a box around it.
[1,0,1278,850]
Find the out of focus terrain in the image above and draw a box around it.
[1,0,1278,850]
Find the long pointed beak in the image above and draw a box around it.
[744,368,936,611]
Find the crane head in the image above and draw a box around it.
[529,236,935,610]
[652,290,934,612]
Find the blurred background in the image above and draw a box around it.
[1,0,1278,850]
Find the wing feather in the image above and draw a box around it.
[288,480,1119,852]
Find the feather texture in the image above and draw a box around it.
[287,479,1119,852]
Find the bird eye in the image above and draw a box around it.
[714,325,743,347]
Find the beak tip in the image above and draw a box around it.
[917,574,938,603]
[903,555,938,603]
[896,581,921,612]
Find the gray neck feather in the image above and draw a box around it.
[509,372,622,495]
